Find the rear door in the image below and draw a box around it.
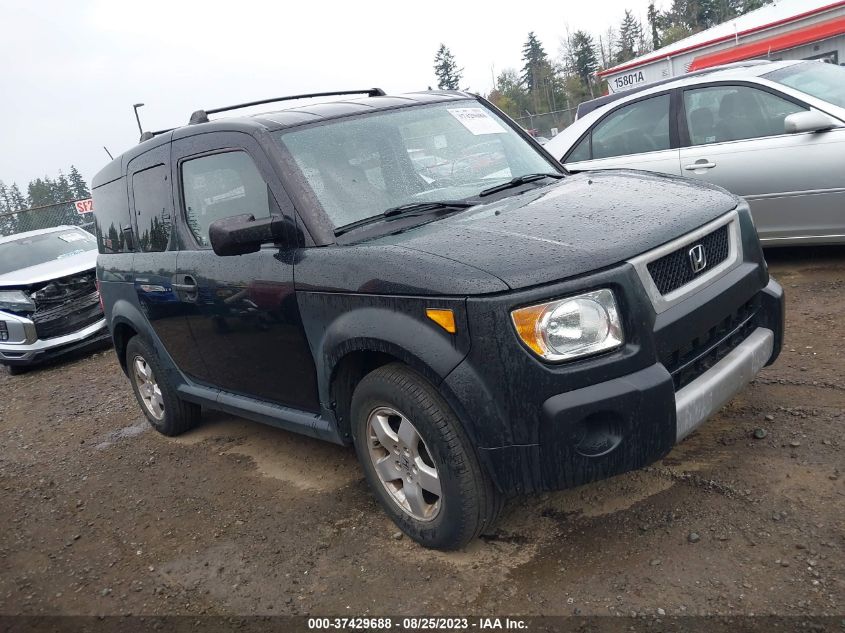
[563,92,683,177]
[171,131,319,411]
[127,144,205,376]
[678,82,845,242]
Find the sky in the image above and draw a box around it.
[1,0,653,192]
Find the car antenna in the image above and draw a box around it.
[103,146,114,160]
[133,102,145,139]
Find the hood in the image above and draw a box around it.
[0,248,98,288]
[377,170,739,290]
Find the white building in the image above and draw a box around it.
[601,0,845,93]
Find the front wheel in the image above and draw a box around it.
[351,363,503,549]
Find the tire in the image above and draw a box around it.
[351,363,503,550]
[5,364,28,376]
[126,335,200,436]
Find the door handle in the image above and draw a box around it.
[172,276,198,294]
[684,160,716,171]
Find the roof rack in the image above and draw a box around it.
[577,60,773,119]
[139,128,175,143]
[188,88,386,125]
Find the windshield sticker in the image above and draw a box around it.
[447,108,507,135]
[57,249,86,259]
[58,232,85,242]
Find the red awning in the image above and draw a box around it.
[689,15,845,70]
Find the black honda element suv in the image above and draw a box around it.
[93,88,784,549]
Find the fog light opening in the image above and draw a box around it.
[573,413,624,458]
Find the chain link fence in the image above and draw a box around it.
[0,198,94,239]
[514,106,578,140]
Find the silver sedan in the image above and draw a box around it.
[544,60,845,246]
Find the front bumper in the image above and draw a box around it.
[465,277,784,496]
[0,313,109,367]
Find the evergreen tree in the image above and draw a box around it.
[566,30,598,84]
[433,44,463,90]
[10,184,27,211]
[55,172,74,202]
[0,181,9,214]
[68,165,90,199]
[616,10,643,64]
[520,32,549,91]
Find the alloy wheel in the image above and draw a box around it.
[366,406,442,521]
[132,355,165,421]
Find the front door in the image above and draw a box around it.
[171,132,319,412]
[679,83,845,243]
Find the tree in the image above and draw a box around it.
[521,32,549,92]
[69,165,90,199]
[565,30,598,84]
[616,10,644,64]
[9,184,26,211]
[433,44,463,90]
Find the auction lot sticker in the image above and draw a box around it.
[448,108,507,135]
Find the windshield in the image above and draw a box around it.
[0,228,96,276]
[275,101,557,228]
[764,61,845,109]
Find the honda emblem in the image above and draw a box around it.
[688,244,707,273]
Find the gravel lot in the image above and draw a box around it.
[1,247,842,618]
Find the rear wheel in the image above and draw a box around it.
[126,335,200,436]
[351,363,502,549]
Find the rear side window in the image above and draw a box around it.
[684,85,806,145]
[591,94,671,160]
[180,152,271,248]
[132,165,173,252]
[92,177,133,254]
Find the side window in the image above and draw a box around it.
[93,177,133,254]
[591,94,671,160]
[181,151,271,248]
[566,135,591,163]
[132,165,172,252]
[684,85,807,146]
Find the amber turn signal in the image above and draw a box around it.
[426,308,456,334]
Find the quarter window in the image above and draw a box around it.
[591,94,671,160]
[566,135,591,163]
[181,151,271,248]
[132,165,172,252]
[684,85,807,146]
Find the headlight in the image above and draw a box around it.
[0,290,36,313]
[511,288,623,361]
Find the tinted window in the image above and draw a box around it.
[684,85,806,145]
[566,135,591,162]
[93,177,133,254]
[0,229,96,275]
[765,61,845,109]
[591,94,671,160]
[181,152,271,248]
[132,165,173,252]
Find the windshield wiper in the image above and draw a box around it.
[478,172,564,197]
[382,200,475,218]
[334,200,475,236]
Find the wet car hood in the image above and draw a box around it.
[0,249,98,288]
[379,170,740,290]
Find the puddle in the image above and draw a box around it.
[94,419,149,450]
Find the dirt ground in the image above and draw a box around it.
[0,247,842,618]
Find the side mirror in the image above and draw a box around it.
[784,110,836,134]
[208,214,297,256]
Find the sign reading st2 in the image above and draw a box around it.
[611,70,646,92]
